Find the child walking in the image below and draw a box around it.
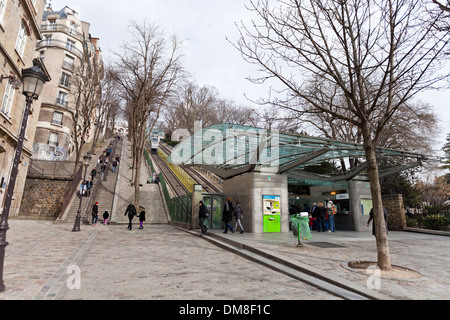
[138,207,146,230]
[103,210,109,225]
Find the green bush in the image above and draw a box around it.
[421,214,448,230]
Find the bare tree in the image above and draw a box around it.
[233,0,450,270]
[91,67,121,146]
[164,81,218,135]
[111,21,183,210]
[70,55,102,175]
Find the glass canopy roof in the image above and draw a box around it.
[167,124,440,185]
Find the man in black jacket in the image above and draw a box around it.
[222,197,234,234]
[124,202,137,230]
[198,201,208,236]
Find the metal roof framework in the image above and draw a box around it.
[167,124,440,186]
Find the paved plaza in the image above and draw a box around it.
[0,218,448,301]
[0,135,448,302]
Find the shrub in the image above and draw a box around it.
[421,214,448,231]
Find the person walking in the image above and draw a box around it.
[102,210,109,225]
[233,201,245,234]
[112,160,118,173]
[100,163,107,180]
[316,202,327,232]
[86,178,93,197]
[367,207,388,237]
[91,168,97,181]
[124,202,137,230]
[91,202,99,226]
[138,206,146,230]
[222,197,235,234]
[198,200,208,236]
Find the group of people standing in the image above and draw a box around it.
[198,197,245,236]
[290,199,337,232]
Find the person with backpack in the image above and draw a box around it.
[198,201,209,236]
[124,202,137,230]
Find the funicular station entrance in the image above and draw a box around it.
[168,124,435,234]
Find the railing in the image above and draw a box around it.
[51,119,63,126]
[40,23,83,40]
[35,39,84,58]
[28,160,78,179]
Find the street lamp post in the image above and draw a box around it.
[0,60,49,292]
[72,152,92,232]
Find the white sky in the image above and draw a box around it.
[47,0,450,154]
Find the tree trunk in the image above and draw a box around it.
[133,146,143,211]
[362,124,392,270]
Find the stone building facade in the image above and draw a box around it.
[0,0,47,217]
[33,5,102,161]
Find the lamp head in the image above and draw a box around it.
[21,59,50,100]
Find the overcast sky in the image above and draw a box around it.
[47,0,450,153]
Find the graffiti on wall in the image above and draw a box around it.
[33,143,71,161]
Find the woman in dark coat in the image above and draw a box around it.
[316,202,326,232]
[367,207,388,236]
[222,197,234,234]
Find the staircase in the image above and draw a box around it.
[60,137,123,225]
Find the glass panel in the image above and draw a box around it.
[212,195,223,229]
[202,195,212,229]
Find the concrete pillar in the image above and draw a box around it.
[223,172,289,234]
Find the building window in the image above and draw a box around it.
[1,79,15,117]
[45,35,52,46]
[40,50,45,61]
[56,91,68,107]
[15,21,28,57]
[69,22,77,35]
[48,132,59,147]
[49,19,56,30]
[52,112,63,126]
[60,72,71,87]
[63,55,75,71]
[0,0,6,23]
[66,39,75,51]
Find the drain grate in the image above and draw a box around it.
[308,242,346,248]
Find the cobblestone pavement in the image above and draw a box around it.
[206,228,450,300]
[0,220,338,300]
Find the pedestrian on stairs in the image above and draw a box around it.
[124,202,137,230]
[91,202,99,226]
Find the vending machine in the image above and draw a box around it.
[263,195,281,233]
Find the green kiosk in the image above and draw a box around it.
[263,195,281,233]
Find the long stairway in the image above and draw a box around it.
[63,137,123,225]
